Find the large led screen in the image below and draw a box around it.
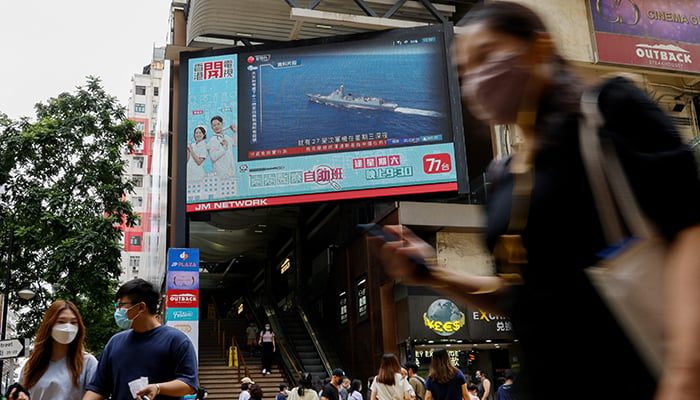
[182,24,466,212]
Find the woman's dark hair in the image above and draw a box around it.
[115,278,160,314]
[297,372,313,396]
[349,379,363,394]
[194,126,207,139]
[427,348,458,384]
[458,1,584,132]
[457,1,546,41]
[250,384,264,400]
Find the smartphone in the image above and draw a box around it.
[357,223,431,276]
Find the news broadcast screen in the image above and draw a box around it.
[181,24,466,212]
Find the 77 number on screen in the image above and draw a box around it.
[423,153,452,174]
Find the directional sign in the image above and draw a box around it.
[0,338,28,359]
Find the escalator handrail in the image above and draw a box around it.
[296,305,332,377]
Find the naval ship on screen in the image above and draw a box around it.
[307,85,399,111]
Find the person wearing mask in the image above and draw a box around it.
[321,369,346,400]
[370,354,414,400]
[278,383,290,400]
[82,278,198,400]
[474,371,492,400]
[339,377,350,400]
[424,349,468,400]
[13,300,98,400]
[372,2,700,400]
[348,379,363,400]
[289,372,320,400]
[239,377,255,400]
[258,323,276,374]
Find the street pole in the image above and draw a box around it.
[1,228,11,340]
[0,228,13,389]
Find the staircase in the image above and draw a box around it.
[199,319,288,400]
[278,310,327,378]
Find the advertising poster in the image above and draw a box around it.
[589,0,700,73]
[184,25,465,212]
[165,248,200,355]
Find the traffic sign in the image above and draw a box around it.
[0,338,28,359]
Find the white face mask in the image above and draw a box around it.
[52,323,78,344]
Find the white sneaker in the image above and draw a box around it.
[262,369,266,374]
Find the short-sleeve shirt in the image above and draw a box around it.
[86,325,198,400]
[260,330,275,343]
[21,353,98,400]
[321,383,340,400]
[424,370,466,400]
[370,373,413,400]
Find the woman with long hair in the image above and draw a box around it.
[348,379,364,400]
[289,372,320,400]
[258,322,276,374]
[370,353,413,400]
[18,300,98,400]
[424,349,467,400]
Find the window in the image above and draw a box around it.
[153,87,159,96]
[133,157,144,169]
[357,276,368,320]
[129,256,140,268]
[153,104,158,114]
[134,122,145,132]
[133,175,143,187]
[135,86,146,96]
[130,236,141,246]
[339,292,348,325]
[132,196,143,208]
[135,103,146,113]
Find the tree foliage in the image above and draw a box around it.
[0,77,142,353]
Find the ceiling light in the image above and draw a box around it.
[236,32,253,37]
[316,24,333,29]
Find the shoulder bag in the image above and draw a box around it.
[579,89,667,378]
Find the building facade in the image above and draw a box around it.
[159,0,699,387]
[120,47,167,284]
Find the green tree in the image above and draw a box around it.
[0,77,142,354]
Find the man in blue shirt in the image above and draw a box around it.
[83,279,198,400]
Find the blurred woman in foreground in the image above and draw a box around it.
[373,2,700,400]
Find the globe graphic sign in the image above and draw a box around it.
[423,299,466,336]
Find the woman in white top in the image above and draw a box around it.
[289,372,320,400]
[16,300,98,400]
[187,126,208,182]
[370,354,414,400]
[258,323,276,374]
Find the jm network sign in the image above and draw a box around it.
[165,248,200,356]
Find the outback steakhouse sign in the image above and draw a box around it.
[589,0,700,73]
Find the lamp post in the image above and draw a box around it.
[0,228,35,391]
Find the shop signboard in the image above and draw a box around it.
[589,0,700,73]
[165,248,200,355]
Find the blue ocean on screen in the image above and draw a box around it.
[251,52,451,152]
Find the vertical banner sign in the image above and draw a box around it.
[166,248,200,356]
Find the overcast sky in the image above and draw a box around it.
[0,1,171,121]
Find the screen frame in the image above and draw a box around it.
[178,22,468,213]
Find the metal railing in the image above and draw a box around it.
[215,319,250,376]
